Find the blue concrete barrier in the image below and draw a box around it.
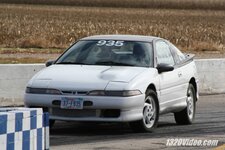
[0,107,49,150]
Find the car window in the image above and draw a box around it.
[56,40,154,67]
[155,41,175,66]
[169,42,186,64]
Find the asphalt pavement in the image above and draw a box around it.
[50,94,225,150]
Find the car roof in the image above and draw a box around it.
[80,34,162,42]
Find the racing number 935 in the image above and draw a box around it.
[97,40,124,47]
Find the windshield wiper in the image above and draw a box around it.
[95,61,135,66]
[56,62,90,65]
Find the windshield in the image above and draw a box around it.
[56,40,153,67]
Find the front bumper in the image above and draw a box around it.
[24,93,145,122]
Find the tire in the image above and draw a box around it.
[129,89,159,132]
[49,119,55,128]
[174,84,196,125]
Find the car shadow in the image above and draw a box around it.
[50,114,177,136]
[50,116,183,147]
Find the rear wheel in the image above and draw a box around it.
[174,84,196,125]
[129,89,159,132]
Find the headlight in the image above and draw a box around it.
[26,87,61,95]
[88,90,142,97]
[45,89,62,95]
[87,90,105,96]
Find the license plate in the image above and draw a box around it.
[60,97,83,109]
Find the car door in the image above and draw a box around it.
[168,41,190,102]
[155,40,184,113]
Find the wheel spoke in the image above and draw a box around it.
[187,89,194,119]
[146,116,151,124]
[143,96,157,129]
[144,107,148,116]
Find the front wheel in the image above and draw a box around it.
[129,89,159,132]
[174,84,196,125]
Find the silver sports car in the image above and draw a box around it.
[24,35,199,132]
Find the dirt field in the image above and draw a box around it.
[1,0,225,10]
[0,48,63,63]
[0,3,224,63]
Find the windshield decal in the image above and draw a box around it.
[96,40,124,47]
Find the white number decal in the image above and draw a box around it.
[106,40,115,46]
[96,40,124,46]
[97,40,106,46]
[115,41,124,46]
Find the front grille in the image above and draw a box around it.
[101,109,120,118]
[51,108,99,118]
[61,90,88,95]
[51,108,120,118]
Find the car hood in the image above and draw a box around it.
[30,65,148,90]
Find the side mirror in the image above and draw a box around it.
[157,63,174,73]
[45,60,55,67]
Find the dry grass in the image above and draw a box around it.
[0,57,46,64]
[0,4,224,52]
[0,48,63,54]
[0,48,62,63]
[0,3,225,64]
[1,0,225,10]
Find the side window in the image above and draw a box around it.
[169,42,186,64]
[156,41,175,66]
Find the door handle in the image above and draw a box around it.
[178,72,182,77]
